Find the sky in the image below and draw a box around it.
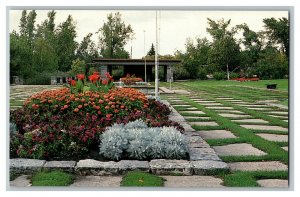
[9,10,288,58]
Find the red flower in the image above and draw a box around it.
[102,79,108,85]
[71,80,76,86]
[76,74,85,80]
[89,73,100,83]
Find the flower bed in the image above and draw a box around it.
[120,74,143,85]
[10,83,183,160]
[231,77,260,82]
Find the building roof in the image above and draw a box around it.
[92,58,181,66]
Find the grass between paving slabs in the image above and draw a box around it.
[174,83,288,129]
[10,99,24,107]
[222,171,288,187]
[175,82,288,109]
[31,171,74,186]
[178,95,288,165]
[121,171,165,187]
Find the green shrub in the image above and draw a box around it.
[173,64,190,80]
[197,67,208,80]
[229,72,239,79]
[213,71,226,80]
[99,119,188,160]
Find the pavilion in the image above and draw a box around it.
[91,58,181,82]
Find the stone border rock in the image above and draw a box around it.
[10,100,229,176]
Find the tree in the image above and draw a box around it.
[236,23,262,71]
[32,37,58,73]
[182,37,211,79]
[25,10,37,47]
[147,43,155,56]
[76,33,99,62]
[19,10,27,36]
[255,46,288,79]
[55,15,77,71]
[10,31,33,78]
[98,12,134,58]
[207,18,240,80]
[263,17,289,57]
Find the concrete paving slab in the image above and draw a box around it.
[206,106,234,110]
[228,161,288,171]
[185,107,198,110]
[181,111,205,115]
[232,119,269,123]
[161,176,225,188]
[268,111,288,115]
[219,113,251,118]
[184,116,211,120]
[70,176,122,187]
[10,175,31,187]
[198,130,237,139]
[190,122,219,126]
[256,133,288,142]
[215,110,245,114]
[239,104,268,107]
[172,104,191,107]
[213,143,267,156]
[240,125,288,131]
[257,179,288,188]
[195,101,217,103]
[282,146,288,151]
[201,103,223,106]
[216,98,234,100]
[269,115,288,119]
[247,108,273,111]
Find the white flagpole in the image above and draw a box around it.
[144,30,147,82]
[155,11,159,98]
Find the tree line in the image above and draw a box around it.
[174,17,289,80]
[10,11,133,84]
[10,11,289,84]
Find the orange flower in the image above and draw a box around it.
[64,105,68,109]
[114,109,119,113]
[97,111,102,115]
[74,108,79,112]
[78,105,83,109]
[98,99,104,104]
[105,106,110,110]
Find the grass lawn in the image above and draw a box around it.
[121,171,165,187]
[181,79,288,92]
[31,171,74,186]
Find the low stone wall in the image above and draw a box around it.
[10,158,228,176]
[10,100,229,176]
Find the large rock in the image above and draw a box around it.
[118,160,149,173]
[44,161,76,173]
[149,159,192,175]
[10,159,45,175]
[189,148,221,161]
[191,160,229,175]
[75,159,119,176]
[186,135,210,148]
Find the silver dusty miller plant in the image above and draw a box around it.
[99,119,188,160]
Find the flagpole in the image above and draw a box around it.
[144,30,147,82]
[155,11,159,98]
